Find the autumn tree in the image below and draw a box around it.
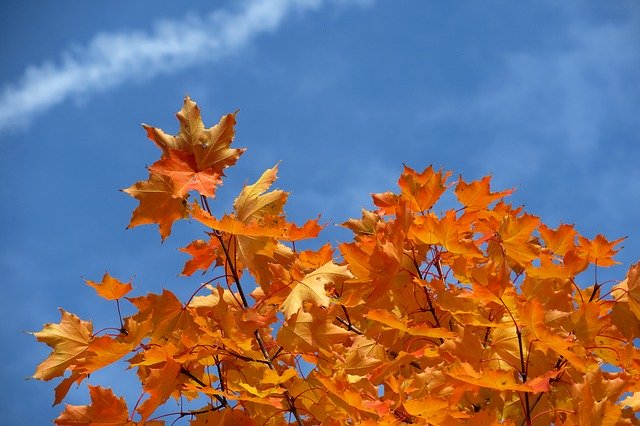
[32,97,640,425]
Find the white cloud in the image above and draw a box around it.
[0,0,367,133]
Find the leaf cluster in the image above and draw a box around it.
[32,97,640,425]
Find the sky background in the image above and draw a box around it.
[1,0,639,423]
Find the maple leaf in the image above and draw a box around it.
[277,307,353,353]
[343,209,382,235]
[281,262,353,318]
[137,358,183,422]
[122,172,188,241]
[397,165,451,212]
[144,96,244,198]
[76,336,134,375]
[190,165,290,275]
[55,385,134,426]
[85,272,132,300]
[149,149,223,198]
[538,223,577,256]
[128,289,193,343]
[33,98,640,425]
[284,217,324,241]
[446,361,545,393]
[519,300,589,372]
[403,396,469,423]
[410,210,483,257]
[190,409,257,426]
[364,308,455,339]
[494,212,540,266]
[32,309,92,381]
[179,237,221,276]
[454,175,514,212]
[577,233,626,267]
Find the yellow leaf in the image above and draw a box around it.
[282,262,353,319]
[32,309,92,381]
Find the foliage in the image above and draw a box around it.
[32,97,640,425]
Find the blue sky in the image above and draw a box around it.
[2,0,639,423]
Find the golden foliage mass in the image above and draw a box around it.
[33,97,640,425]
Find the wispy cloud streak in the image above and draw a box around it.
[0,0,365,132]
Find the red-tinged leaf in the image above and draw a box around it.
[190,409,257,426]
[84,273,132,300]
[122,172,188,241]
[137,358,183,422]
[454,175,514,212]
[149,149,222,198]
[31,309,92,381]
[285,217,324,241]
[577,234,626,267]
[143,96,244,185]
[179,238,220,276]
[55,385,131,425]
[364,309,455,339]
[398,165,451,212]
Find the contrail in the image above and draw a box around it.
[0,0,368,132]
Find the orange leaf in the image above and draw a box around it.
[496,213,540,266]
[364,309,455,339]
[32,309,92,381]
[403,397,468,422]
[55,385,131,425]
[282,262,353,318]
[454,175,514,212]
[519,300,589,372]
[149,149,223,198]
[144,96,244,191]
[277,308,352,353]
[397,165,451,212]
[446,361,542,393]
[85,272,132,300]
[539,223,577,256]
[192,207,285,238]
[285,217,324,241]
[410,210,483,257]
[128,289,191,342]
[122,172,188,241]
[233,165,288,222]
[577,234,625,267]
[137,358,183,422]
[77,336,134,374]
[179,237,221,276]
